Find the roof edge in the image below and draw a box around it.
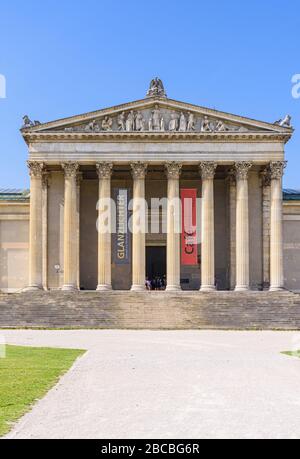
[20,96,294,136]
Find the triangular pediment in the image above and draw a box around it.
[21,97,293,137]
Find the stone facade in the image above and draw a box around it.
[1,83,299,293]
[1,186,300,293]
[0,190,30,292]
[283,193,300,292]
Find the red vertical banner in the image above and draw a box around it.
[181,189,198,266]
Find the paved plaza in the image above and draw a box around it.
[2,330,300,439]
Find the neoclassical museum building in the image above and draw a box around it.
[1,80,300,295]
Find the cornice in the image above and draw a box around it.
[23,131,292,144]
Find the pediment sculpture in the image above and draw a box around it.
[147,78,167,98]
[274,115,292,128]
[22,115,41,129]
[61,107,251,134]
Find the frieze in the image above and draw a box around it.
[59,107,252,135]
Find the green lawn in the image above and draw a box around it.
[0,345,85,437]
[282,351,300,359]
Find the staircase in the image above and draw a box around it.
[0,290,299,330]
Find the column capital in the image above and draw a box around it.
[76,172,83,187]
[227,167,236,185]
[27,161,44,178]
[62,162,79,178]
[96,162,114,179]
[131,162,148,180]
[269,161,287,181]
[199,162,217,180]
[42,171,50,189]
[165,162,182,180]
[234,162,253,180]
[260,166,271,187]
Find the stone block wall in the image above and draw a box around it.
[0,202,29,292]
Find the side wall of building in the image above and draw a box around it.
[283,202,300,292]
[0,202,29,292]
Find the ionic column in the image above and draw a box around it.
[199,162,217,292]
[96,163,113,291]
[131,162,148,292]
[62,162,79,291]
[27,161,44,291]
[235,162,252,292]
[165,162,182,292]
[269,161,286,292]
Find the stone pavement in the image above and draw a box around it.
[2,330,300,439]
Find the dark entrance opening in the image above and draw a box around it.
[146,246,166,287]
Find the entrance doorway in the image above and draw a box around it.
[146,246,166,288]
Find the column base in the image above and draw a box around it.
[235,285,250,292]
[97,284,112,292]
[23,285,43,292]
[200,285,216,292]
[166,285,182,292]
[131,285,146,292]
[269,286,284,292]
[62,284,78,292]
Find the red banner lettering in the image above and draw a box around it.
[181,189,198,266]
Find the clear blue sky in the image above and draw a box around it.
[0,0,299,189]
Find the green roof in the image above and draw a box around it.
[0,188,299,202]
[0,189,30,202]
[283,189,300,201]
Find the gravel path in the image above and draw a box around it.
[2,330,300,439]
